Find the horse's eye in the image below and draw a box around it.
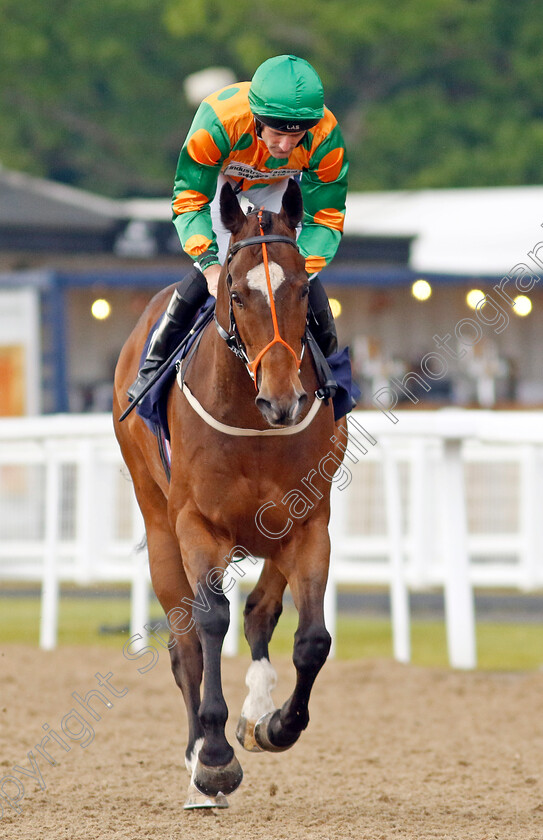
[300,285,310,300]
[231,292,244,307]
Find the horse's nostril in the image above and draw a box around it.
[286,392,307,421]
[256,391,308,426]
[255,396,273,417]
[256,396,285,425]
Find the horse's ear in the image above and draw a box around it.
[279,179,303,231]
[220,182,246,235]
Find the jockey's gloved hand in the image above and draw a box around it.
[202,263,222,297]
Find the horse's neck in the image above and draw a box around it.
[187,316,262,423]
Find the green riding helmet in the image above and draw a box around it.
[249,54,324,133]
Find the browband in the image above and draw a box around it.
[227,234,299,261]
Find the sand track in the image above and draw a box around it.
[1,645,542,839]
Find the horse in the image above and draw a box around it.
[113,178,344,808]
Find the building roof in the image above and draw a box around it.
[0,167,120,229]
[2,167,542,277]
[345,186,543,276]
[124,186,543,276]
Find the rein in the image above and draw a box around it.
[215,211,303,388]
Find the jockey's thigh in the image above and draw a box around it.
[209,174,293,264]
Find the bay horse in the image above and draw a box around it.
[113,179,343,808]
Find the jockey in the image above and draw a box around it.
[128,54,348,402]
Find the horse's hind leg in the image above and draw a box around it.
[236,559,287,752]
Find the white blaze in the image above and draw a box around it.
[246,261,286,305]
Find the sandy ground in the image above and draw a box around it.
[1,644,542,840]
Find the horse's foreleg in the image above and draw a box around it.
[145,527,204,758]
[151,526,241,806]
[236,560,287,752]
[144,523,227,807]
[170,633,232,809]
[118,447,207,791]
[190,577,243,796]
[255,523,331,752]
[176,522,243,798]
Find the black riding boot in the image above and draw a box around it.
[127,266,209,401]
[308,275,338,357]
[307,275,339,399]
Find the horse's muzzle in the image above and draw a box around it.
[255,390,308,427]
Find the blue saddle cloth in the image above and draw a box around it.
[327,346,361,421]
[136,303,360,440]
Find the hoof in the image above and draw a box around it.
[236,715,265,753]
[184,783,229,809]
[254,711,301,753]
[193,754,243,797]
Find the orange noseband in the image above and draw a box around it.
[245,210,303,388]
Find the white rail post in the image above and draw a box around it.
[382,442,411,663]
[75,439,95,584]
[40,441,61,650]
[440,437,477,669]
[519,444,541,591]
[408,438,432,588]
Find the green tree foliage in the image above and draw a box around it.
[0,0,201,195]
[1,0,542,195]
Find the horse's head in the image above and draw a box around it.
[218,179,309,427]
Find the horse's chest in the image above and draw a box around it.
[190,454,297,524]
[194,466,271,511]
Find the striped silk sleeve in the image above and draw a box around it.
[298,123,349,275]
[171,101,231,261]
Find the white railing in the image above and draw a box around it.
[1,410,542,667]
[329,410,543,667]
[0,414,149,649]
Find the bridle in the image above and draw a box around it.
[214,209,305,388]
